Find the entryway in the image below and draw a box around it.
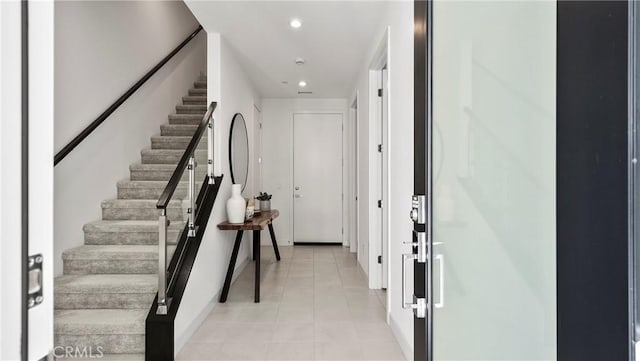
[178,245,402,360]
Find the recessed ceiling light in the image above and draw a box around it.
[298,80,307,88]
[295,58,305,65]
[289,18,302,29]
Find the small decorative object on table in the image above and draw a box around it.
[226,184,246,224]
[245,198,255,221]
[257,192,272,211]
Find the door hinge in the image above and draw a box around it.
[377,255,382,264]
[377,200,382,208]
[378,144,383,152]
[342,227,344,234]
[378,88,383,97]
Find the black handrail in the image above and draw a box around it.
[53,25,204,166]
[156,102,216,209]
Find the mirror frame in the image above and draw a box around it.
[228,113,249,191]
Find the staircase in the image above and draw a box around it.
[54,77,207,360]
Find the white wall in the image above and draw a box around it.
[350,2,414,358]
[261,98,348,246]
[54,1,205,276]
[174,33,261,352]
[0,2,24,359]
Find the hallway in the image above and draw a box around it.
[177,245,405,360]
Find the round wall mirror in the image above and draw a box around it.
[229,113,249,191]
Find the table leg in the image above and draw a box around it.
[253,230,260,302]
[252,236,256,261]
[219,230,243,303]
[268,223,281,261]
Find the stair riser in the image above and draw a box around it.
[117,186,187,200]
[102,207,183,222]
[176,106,206,114]
[182,99,206,106]
[55,293,155,310]
[188,88,206,96]
[168,118,204,125]
[141,152,208,165]
[130,168,207,181]
[129,169,171,181]
[84,230,181,245]
[151,138,207,150]
[63,260,158,275]
[117,183,203,200]
[55,334,143,354]
[194,81,207,89]
[160,125,197,136]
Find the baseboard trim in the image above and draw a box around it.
[174,256,249,355]
[389,314,412,361]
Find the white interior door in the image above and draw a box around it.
[293,113,343,244]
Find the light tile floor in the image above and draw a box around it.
[177,245,404,361]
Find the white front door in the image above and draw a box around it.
[293,113,343,244]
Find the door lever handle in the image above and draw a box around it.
[402,252,426,318]
[294,194,303,198]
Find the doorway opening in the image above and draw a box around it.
[368,31,390,290]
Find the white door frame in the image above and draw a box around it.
[291,112,345,245]
[368,29,390,290]
[0,2,55,359]
[350,94,359,254]
[1,2,26,359]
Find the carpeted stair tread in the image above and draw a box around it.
[182,95,206,105]
[62,245,173,261]
[160,123,199,136]
[55,274,157,294]
[188,88,206,96]
[83,220,184,245]
[140,148,207,164]
[150,135,207,150]
[176,104,206,113]
[55,309,147,335]
[168,113,206,124]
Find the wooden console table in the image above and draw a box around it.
[217,209,280,303]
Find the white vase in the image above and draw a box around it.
[226,184,246,224]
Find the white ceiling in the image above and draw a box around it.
[185,1,388,98]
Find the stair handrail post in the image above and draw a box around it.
[157,210,168,315]
[188,156,196,237]
[208,115,215,184]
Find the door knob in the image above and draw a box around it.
[295,186,300,190]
